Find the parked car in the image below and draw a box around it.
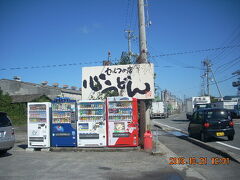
[188,108,235,142]
[0,112,15,154]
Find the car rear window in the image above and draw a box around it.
[206,110,229,121]
[0,114,12,127]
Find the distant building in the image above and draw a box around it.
[161,89,183,114]
[0,78,82,102]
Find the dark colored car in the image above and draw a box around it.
[0,112,15,154]
[188,108,235,142]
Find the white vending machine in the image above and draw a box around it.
[28,102,51,148]
[77,100,106,147]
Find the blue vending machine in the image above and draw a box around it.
[51,97,77,147]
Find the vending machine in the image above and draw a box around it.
[28,102,51,148]
[77,100,106,147]
[106,97,139,147]
[51,97,77,147]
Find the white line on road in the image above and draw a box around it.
[154,122,184,132]
[216,142,240,151]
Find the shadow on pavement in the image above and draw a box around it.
[171,119,189,122]
[105,169,184,180]
[18,144,28,150]
[0,152,12,158]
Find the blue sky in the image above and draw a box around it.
[0,0,240,99]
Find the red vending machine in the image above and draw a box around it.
[106,97,138,147]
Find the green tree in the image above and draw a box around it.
[0,89,27,126]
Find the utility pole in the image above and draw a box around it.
[200,74,206,96]
[125,30,134,58]
[137,0,149,147]
[137,0,147,63]
[203,60,211,96]
[203,59,222,98]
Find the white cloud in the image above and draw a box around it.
[79,25,90,34]
[78,23,102,35]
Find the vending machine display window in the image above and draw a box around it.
[107,97,138,147]
[51,98,77,147]
[77,100,106,147]
[28,102,51,148]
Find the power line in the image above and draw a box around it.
[217,59,240,74]
[124,0,131,29]
[155,65,203,70]
[0,60,119,71]
[1,44,240,72]
[129,0,135,29]
[148,44,202,69]
[150,44,240,58]
[209,74,239,85]
[214,56,240,73]
[210,24,240,64]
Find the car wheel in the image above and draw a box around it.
[228,135,234,141]
[200,132,208,142]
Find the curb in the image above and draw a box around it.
[50,146,141,152]
[25,147,141,152]
[153,121,240,164]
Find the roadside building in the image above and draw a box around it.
[0,78,82,102]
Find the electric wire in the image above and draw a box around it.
[209,74,239,85]
[150,44,240,58]
[1,45,240,71]
[209,24,240,60]
[124,0,131,30]
[214,56,240,73]
[217,59,240,74]
[210,24,240,66]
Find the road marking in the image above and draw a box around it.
[216,142,240,151]
[154,122,184,132]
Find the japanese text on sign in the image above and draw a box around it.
[82,64,154,100]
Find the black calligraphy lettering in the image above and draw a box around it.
[117,77,126,89]
[89,76,102,91]
[105,80,111,86]
[99,73,106,80]
[117,68,122,73]
[105,67,112,76]
[113,68,117,73]
[83,80,87,88]
[101,87,119,95]
[127,67,133,74]
[127,81,151,97]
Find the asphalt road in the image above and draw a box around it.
[152,113,240,179]
[153,113,240,159]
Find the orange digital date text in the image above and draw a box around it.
[169,157,230,165]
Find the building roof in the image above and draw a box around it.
[0,79,81,94]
